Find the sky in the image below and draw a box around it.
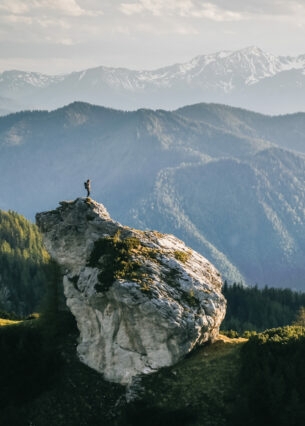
[1,0,305,74]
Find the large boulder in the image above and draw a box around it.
[36,198,226,384]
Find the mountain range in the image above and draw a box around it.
[1,47,305,115]
[1,101,305,289]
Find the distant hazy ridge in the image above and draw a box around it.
[1,47,305,115]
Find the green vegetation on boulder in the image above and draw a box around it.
[89,231,153,292]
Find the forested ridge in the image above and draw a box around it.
[0,210,50,316]
[3,103,305,288]
[221,282,305,333]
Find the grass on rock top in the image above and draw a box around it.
[88,230,205,306]
[173,250,190,263]
[88,230,159,292]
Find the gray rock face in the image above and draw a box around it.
[36,198,226,384]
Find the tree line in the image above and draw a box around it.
[234,326,305,426]
[0,209,51,316]
[221,282,305,333]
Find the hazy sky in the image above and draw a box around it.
[1,0,305,74]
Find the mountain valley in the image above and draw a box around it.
[1,101,305,289]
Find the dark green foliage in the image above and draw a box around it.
[0,261,66,424]
[89,232,149,291]
[293,306,305,326]
[123,339,243,426]
[0,323,61,410]
[123,402,197,426]
[221,282,305,333]
[0,310,21,320]
[181,289,198,307]
[0,257,124,426]
[0,209,51,316]
[90,234,141,287]
[221,329,240,339]
[236,326,305,426]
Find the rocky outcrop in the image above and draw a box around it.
[36,198,226,385]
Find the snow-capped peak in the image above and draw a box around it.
[0,70,64,90]
[1,46,305,115]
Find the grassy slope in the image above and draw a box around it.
[0,314,125,426]
[0,318,21,326]
[125,335,246,426]
[0,311,246,426]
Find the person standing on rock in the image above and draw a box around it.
[84,179,91,197]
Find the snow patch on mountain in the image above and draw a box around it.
[0,70,64,90]
[2,46,304,93]
[1,46,305,114]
